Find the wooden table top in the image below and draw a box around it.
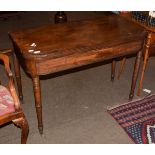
[120,13,155,33]
[9,15,146,61]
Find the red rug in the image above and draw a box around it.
[108,95,155,144]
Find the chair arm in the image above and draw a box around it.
[0,53,20,110]
[0,48,12,56]
[9,80,20,110]
[0,53,13,77]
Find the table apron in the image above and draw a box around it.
[34,42,143,75]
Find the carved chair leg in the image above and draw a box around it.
[12,116,29,144]
[117,57,126,79]
[13,53,23,102]
[137,33,151,96]
[32,76,43,135]
[129,50,142,100]
[111,60,116,81]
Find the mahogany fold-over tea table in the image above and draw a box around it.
[9,15,147,134]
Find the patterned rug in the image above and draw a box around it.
[108,95,155,144]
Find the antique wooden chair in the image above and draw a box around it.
[0,51,29,144]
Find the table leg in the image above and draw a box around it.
[129,50,142,100]
[111,60,116,81]
[13,53,23,101]
[117,57,126,79]
[137,33,152,96]
[32,76,43,134]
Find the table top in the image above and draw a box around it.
[120,13,155,33]
[9,15,146,61]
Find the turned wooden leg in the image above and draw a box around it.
[137,33,151,96]
[117,57,126,79]
[32,76,43,134]
[21,117,29,144]
[129,50,142,100]
[111,60,116,81]
[55,11,67,24]
[13,53,23,101]
[13,116,29,144]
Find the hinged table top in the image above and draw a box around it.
[9,15,146,61]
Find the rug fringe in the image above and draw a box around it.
[107,94,154,110]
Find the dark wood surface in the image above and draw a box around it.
[0,53,29,144]
[9,15,147,134]
[10,15,146,74]
[10,16,145,57]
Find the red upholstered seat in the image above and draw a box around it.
[0,85,15,116]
